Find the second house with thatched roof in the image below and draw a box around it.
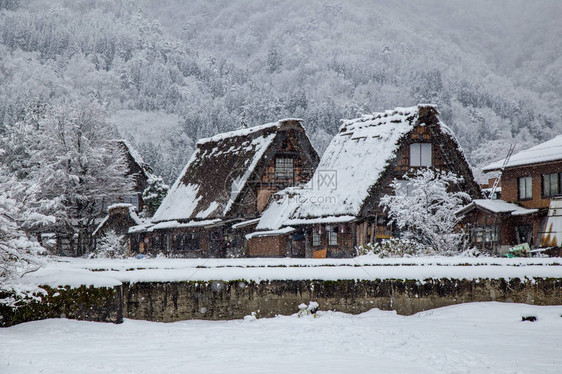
[247,105,482,258]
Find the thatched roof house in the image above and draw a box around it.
[248,104,481,257]
[130,119,319,257]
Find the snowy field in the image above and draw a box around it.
[1,302,561,374]
[6,256,562,291]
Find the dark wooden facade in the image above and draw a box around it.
[458,205,541,254]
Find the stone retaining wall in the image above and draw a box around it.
[2,278,560,326]
[0,285,122,327]
[122,278,562,321]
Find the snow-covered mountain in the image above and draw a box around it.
[1,0,560,182]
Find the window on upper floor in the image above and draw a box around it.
[542,173,560,198]
[275,157,294,179]
[410,143,432,167]
[518,176,532,200]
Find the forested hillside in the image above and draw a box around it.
[1,0,560,182]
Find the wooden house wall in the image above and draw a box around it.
[305,223,354,258]
[256,130,316,213]
[130,223,255,258]
[354,219,393,250]
[501,161,562,209]
[247,235,287,257]
[360,123,481,220]
[130,227,226,258]
[461,209,544,253]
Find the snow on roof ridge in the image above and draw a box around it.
[339,105,423,131]
[148,218,222,231]
[111,139,145,166]
[196,119,302,145]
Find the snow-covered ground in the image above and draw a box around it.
[1,302,560,374]
[5,256,561,291]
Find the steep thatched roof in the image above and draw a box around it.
[152,119,315,223]
[256,105,478,230]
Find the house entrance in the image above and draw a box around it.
[515,225,533,245]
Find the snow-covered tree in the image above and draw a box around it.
[26,99,135,255]
[90,229,127,259]
[380,169,471,254]
[0,150,46,281]
[142,175,169,217]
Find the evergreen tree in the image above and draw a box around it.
[142,175,169,217]
[90,229,127,259]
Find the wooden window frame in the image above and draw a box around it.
[518,176,532,201]
[275,157,294,179]
[312,230,321,247]
[470,225,499,244]
[542,173,560,198]
[328,229,338,246]
[409,143,432,167]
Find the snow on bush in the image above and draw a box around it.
[90,230,128,259]
[357,238,435,258]
[380,169,471,255]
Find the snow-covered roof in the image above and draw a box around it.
[128,222,154,234]
[92,216,109,237]
[92,203,143,237]
[293,105,434,218]
[111,139,153,178]
[256,105,467,229]
[152,119,308,223]
[148,218,222,232]
[231,218,261,230]
[108,203,137,211]
[245,227,295,240]
[483,136,562,172]
[196,119,300,145]
[285,215,357,226]
[456,199,538,217]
